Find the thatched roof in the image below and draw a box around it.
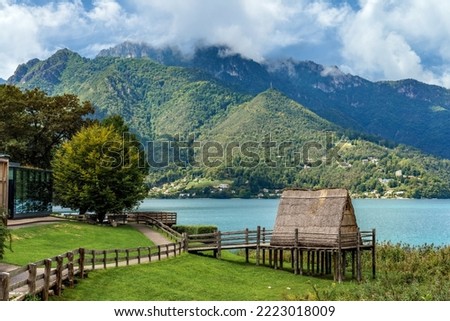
[270,189,360,248]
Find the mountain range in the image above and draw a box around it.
[5,42,450,198]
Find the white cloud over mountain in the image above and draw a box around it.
[1,0,449,87]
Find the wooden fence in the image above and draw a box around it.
[0,242,183,301]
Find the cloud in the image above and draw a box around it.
[0,0,135,78]
[338,0,450,87]
[0,0,449,88]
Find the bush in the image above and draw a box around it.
[0,208,11,259]
[172,225,218,235]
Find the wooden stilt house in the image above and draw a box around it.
[270,188,376,282]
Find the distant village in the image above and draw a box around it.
[149,155,415,199]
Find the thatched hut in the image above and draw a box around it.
[270,188,359,248]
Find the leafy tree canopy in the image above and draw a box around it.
[0,85,94,168]
[52,119,148,222]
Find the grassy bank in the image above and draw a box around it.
[54,252,342,301]
[54,244,450,301]
[1,222,154,266]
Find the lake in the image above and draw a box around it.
[136,198,450,246]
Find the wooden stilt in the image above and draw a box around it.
[307,251,311,275]
[279,249,284,269]
[274,249,278,270]
[352,250,356,279]
[320,251,325,275]
[299,250,303,275]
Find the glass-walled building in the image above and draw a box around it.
[0,156,53,220]
[7,162,52,219]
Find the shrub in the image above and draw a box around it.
[172,225,218,235]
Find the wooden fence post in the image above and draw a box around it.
[138,247,142,264]
[126,249,130,266]
[79,248,85,279]
[372,228,377,279]
[42,259,52,301]
[28,263,37,295]
[256,226,261,266]
[103,250,107,269]
[0,272,10,301]
[357,229,362,282]
[67,252,74,288]
[115,249,119,267]
[157,246,161,261]
[182,233,188,252]
[166,245,170,259]
[245,228,249,263]
[262,227,266,265]
[55,256,63,296]
[148,247,152,262]
[91,250,96,270]
[217,231,222,260]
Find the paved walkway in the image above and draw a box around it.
[6,216,66,229]
[5,217,173,245]
[129,223,173,246]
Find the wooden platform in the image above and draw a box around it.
[186,227,376,282]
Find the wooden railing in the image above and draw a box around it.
[127,212,177,226]
[137,215,183,241]
[187,228,375,250]
[0,242,183,301]
[187,227,272,251]
[64,211,178,226]
[270,230,370,249]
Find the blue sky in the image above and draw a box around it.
[1,0,450,87]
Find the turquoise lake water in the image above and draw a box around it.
[136,198,450,246]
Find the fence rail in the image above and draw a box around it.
[187,227,273,251]
[0,241,183,301]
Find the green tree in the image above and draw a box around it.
[52,122,148,223]
[0,85,94,168]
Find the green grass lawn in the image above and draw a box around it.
[54,252,344,301]
[52,244,450,301]
[1,222,154,266]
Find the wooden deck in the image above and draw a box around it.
[186,227,376,282]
